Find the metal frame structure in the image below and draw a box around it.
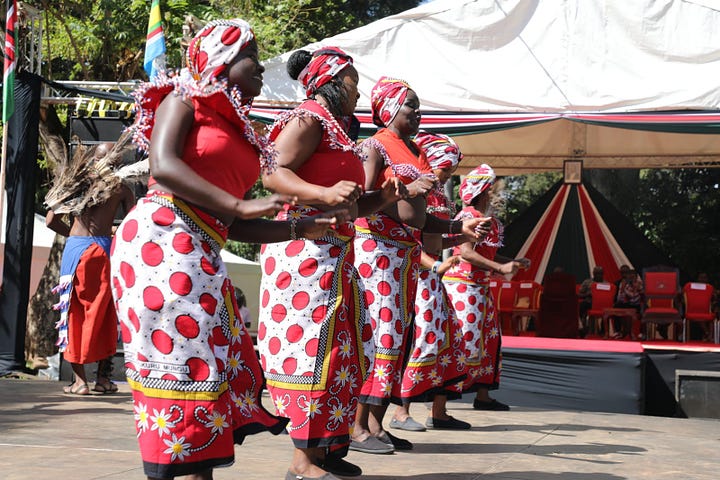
[17,2,42,75]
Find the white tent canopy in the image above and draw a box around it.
[254,0,720,175]
[220,250,262,331]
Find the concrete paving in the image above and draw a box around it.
[0,377,718,480]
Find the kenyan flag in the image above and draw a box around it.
[3,0,17,123]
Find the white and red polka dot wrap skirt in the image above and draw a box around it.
[258,205,374,449]
[110,192,286,478]
[442,278,502,393]
[401,264,468,400]
[353,212,422,405]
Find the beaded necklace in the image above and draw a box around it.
[271,99,362,158]
[362,136,444,200]
[131,70,277,175]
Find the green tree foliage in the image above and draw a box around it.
[36,0,420,80]
[37,0,217,80]
[633,168,720,280]
[503,172,562,222]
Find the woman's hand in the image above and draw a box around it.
[297,209,351,240]
[515,257,531,269]
[498,261,521,276]
[438,255,460,275]
[405,175,435,198]
[379,177,408,203]
[320,180,363,206]
[235,193,296,220]
[459,216,491,242]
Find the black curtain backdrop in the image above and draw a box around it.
[491,347,645,414]
[644,351,720,417]
[0,72,41,376]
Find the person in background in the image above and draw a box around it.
[352,77,486,454]
[442,164,529,412]
[614,265,631,297]
[578,265,605,336]
[613,268,644,339]
[259,47,407,479]
[110,20,344,480]
[234,287,252,329]
[46,141,135,395]
[390,131,471,432]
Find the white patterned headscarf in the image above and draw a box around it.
[186,19,255,85]
[414,131,463,170]
[459,164,495,205]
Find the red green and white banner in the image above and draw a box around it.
[3,0,17,123]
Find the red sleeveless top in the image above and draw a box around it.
[371,128,431,188]
[269,99,365,188]
[147,91,261,199]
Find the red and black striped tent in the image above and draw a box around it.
[498,181,674,285]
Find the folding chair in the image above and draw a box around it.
[586,282,616,337]
[642,270,682,340]
[511,281,542,335]
[683,282,718,343]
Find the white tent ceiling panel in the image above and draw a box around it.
[257,0,720,113]
[255,0,720,174]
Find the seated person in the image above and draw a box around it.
[614,264,631,300]
[613,269,644,339]
[578,266,604,335]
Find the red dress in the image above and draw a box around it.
[258,100,372,450]
[442,206,504,392]
[111,80,285,479]
[354,128,429,404]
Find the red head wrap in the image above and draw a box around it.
[371,76,412,127]
[186,19,255,85]
[414,131,463,171]
[298,47,354,97]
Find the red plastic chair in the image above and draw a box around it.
[511,281,542,335]
[586,282,616,337]
[488,279,501,306]
[642,270,682,340]
[496,281,518,335]
[683,282,718,343]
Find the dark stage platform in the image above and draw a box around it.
[489,336,720,417]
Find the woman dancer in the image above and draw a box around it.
[111,20,343,480]
[442,164,529,412]
[259,48,406,479]
[390,131,472,431]
[352,77,486,454]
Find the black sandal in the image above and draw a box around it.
[92,381,118,394]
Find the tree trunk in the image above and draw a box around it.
[38,105,68,171]
[25,235,65,360]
